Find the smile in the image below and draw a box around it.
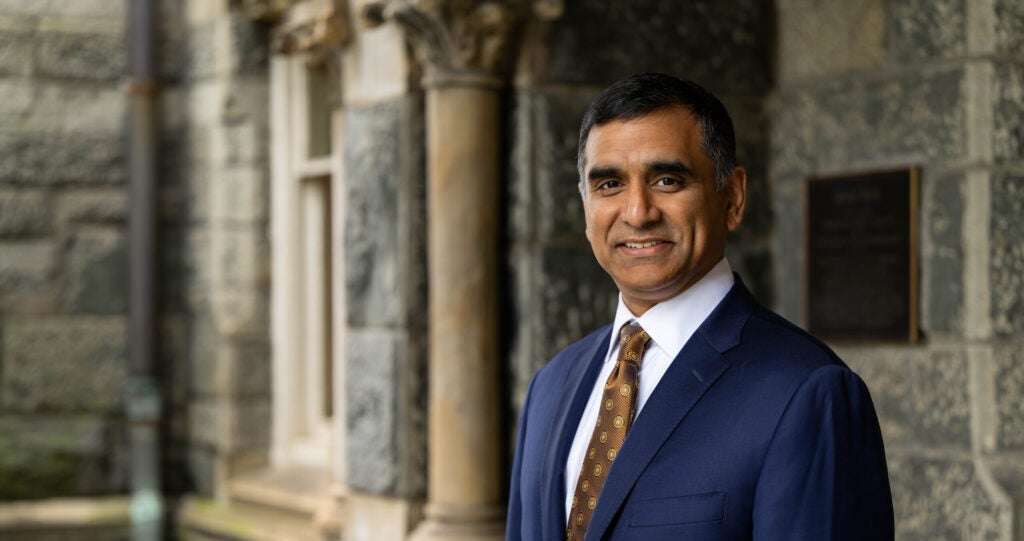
[622,240,666,248]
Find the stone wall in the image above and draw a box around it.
[343,96,428,499]
[156,0,273,496]
[0,0,129,500]
[507,0,776,416]
[772,0,1024,538]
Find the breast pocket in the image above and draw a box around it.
[628,492,726,527]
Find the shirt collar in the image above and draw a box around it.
[607,257,735,362]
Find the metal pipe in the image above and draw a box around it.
[127,0,163,538]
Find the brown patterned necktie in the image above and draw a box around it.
[567,323,650,541]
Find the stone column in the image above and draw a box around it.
[363,2,558,539]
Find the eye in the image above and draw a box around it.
[655,176,679,187]
[596,179,623,191]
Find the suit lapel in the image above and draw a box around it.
[584,278,756,541]
[583,337,729,540]
[540,326,611,540]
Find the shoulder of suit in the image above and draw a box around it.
[740,304,848,371]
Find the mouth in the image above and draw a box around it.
[617,239,671,256]
[621,240,666,249]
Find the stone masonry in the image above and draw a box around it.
[156,0,274,497]
[0,0,130,500]
[772,0,1024,538]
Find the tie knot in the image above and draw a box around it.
[618,323,649,365]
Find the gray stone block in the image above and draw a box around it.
[0,414,122,498]
[34,30,123,81]
[995,0,1024,54]
[211,225,269,290]
[0,78,34,120]
[11,82,125,134]
[510,90,592,243]
[991,173,1024,336]
[844,346,971,450]
[210,165,267,225]
[1,316,127,413]
[231,397,270,451]
[767,93,817,182]
[193,338,271,398]
[343,97,426,330]
[181,16,268,81]
[727,96,772,243]
[187,445,217,496]
[49,0,126,19]
[56,188,127,225]
[228,15,269,74]
[0,240,57,291]
[724,244,774,308]
[510,244,616,394]
[160,127,211,224]
[345,328,427,498]
[888,456,1005,540]
[155,223,189,314]
[188,396,221,449]
[157,9,186,82]
[0,28,33,77]
[771,68,966,174]
[183,21,217,80]
[775,0,886,83]
[887,0,966,65]
[0,131,125,184]
[993,62,1024,163]
[922,172,963,334]
[187,313,218,395]
[0,188,50,237]
[994,343,1024,450]
[538,0,772,94]
[65,226,128,314]
[768,179,803,321]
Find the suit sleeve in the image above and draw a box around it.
[752,365,894,540]
[505,375,537,541]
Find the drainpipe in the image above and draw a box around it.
[127,0,163,539]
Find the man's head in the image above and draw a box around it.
[578,73,738,194]
[578,73,747,315]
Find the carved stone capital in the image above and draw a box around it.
[270,0,351,58]
[362,0,562,87]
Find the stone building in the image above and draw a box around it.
[0,0,1021,540]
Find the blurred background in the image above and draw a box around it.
[0,0,1022,539]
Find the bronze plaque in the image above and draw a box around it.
[804,169,919,342]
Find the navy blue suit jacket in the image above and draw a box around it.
[506,278,894,540]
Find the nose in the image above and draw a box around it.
[622,182,661,228]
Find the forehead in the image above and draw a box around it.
[584,107,704,166]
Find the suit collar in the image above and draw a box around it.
[585,277,756,540]
[540,325,612,540]
[609,257,736,363]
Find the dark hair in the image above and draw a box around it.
[577,73,737,192]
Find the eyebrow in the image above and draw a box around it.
[586,160,696,182]
[647,160,695,177]
[587,166,623,182]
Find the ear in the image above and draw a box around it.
[724,166,747,232]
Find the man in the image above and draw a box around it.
[506,73,894,540]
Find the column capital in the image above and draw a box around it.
[361,0,562,88]
[272,1,351,57]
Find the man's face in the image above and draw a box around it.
[582,106,746,316]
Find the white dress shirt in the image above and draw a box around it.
[563,257,735,520]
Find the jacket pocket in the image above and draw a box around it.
[628,492,726,527]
